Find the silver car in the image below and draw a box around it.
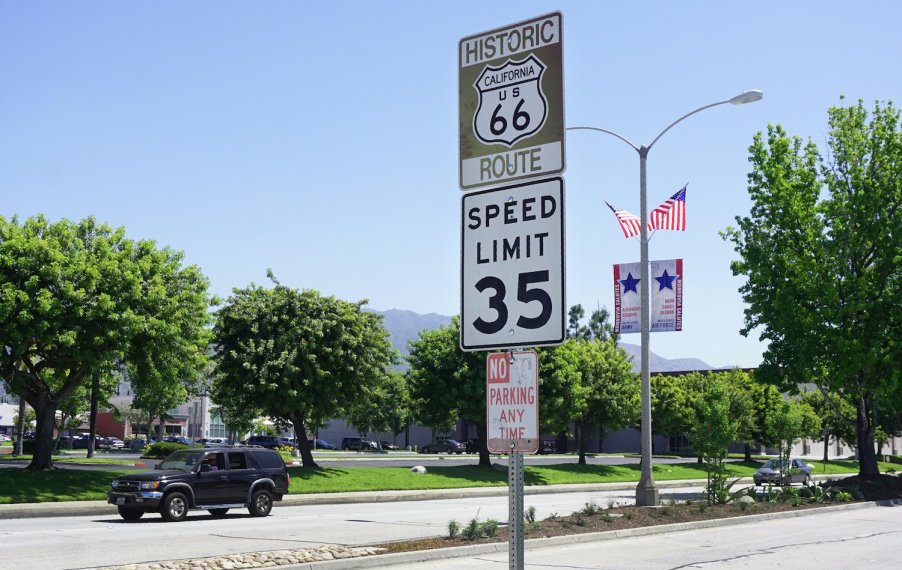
[753,458,813,486]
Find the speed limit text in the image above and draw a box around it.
[468,194,557,264]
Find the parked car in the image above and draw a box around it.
[163,436,195,446]
[538,439,556,454]
[379,441,399,451]
[753,458,813,486]
[420,439,466,454]
[197,438,228,447]
[341,437,379,451]
[65,434,107,450]
[307,439,336,450]
[0,434,10,443]
[463,438,482,454]
[245,435,295,449]
[108,447,290,522]
[127,438,147,451]
[106,437,126,449]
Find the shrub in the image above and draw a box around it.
[833,490,853,502]
[580,500,601,516]
[525,506,536,524]
[144,442,192,458]
[447,519,460,539]
[480,519,499,537]
[460,516,499,540]
[462,517,480,540]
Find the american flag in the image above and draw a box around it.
[648,186,687,231]
[605,201,642,238]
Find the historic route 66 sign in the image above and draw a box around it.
[459,12,565,190]
[473,55,548,147]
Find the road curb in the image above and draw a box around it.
[289,499,900,569]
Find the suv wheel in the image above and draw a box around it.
[117,506,144,521]
[161,492,189,522]
[208,508,229,517]
[248,489,273,517]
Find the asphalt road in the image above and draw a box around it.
[389,502,902,569]
[0,485,705,569]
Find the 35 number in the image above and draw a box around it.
[473,271,551,334]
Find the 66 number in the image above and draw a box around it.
[473,270,552,334]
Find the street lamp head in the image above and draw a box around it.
[729,90,764,105]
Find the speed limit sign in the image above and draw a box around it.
[460,177,565,351]
[459,12,565,190]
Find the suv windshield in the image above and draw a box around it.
[158,450,205,471]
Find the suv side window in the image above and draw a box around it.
[249,449,286,469]
[228,452,248,470]
[202,452,225,471]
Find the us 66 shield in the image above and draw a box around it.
[460,178,565,351]
[459,12,565,190]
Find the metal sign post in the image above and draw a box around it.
[485,351,536,569]
[508,449,525,570]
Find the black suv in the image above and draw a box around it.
[108,447,290,522]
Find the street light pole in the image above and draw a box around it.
[569,90,763,507]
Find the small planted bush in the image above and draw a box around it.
[447,519,460,539]
[144,442,192,458]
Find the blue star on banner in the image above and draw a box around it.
[655,269,677,291]
[620,272,640,294]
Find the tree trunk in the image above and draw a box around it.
[87,375,99,459]
[823,434,829,463]
[856,394,879,477]
[577,421,587,465]
[743,442,753,462]
[476,420,491,468]
[27,395,58,470]
[290,415,318,468]
[15,397,26,455]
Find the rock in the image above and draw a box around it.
[410,465,427,474]
[737,495,756,504]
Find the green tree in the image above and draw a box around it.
[406,318,492,467]
[0,215,212,469]
[723,99,901,477]
[346,370,409,448]
[543,338,638,464]
[651,373,692,451]
[802,388,857,461]
[686,376,739,504]
[719,369,758,461]
[765,398,822,482]
[213,275,398,468]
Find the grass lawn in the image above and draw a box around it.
[0,458,894,505]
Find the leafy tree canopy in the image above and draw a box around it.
[0,215,212,469]
[213,275,398,468]
[723,98,901,476]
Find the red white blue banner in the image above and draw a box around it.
[614,259,683,334]
[613,262,642,334]
[651,259,683,332]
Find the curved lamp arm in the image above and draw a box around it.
[647,90,764,152]
[566,126,639,153]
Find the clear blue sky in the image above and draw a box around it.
[2,1,899,368]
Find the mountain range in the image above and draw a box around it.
[371,308,716,373]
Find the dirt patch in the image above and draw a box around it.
[374,475,902,555]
